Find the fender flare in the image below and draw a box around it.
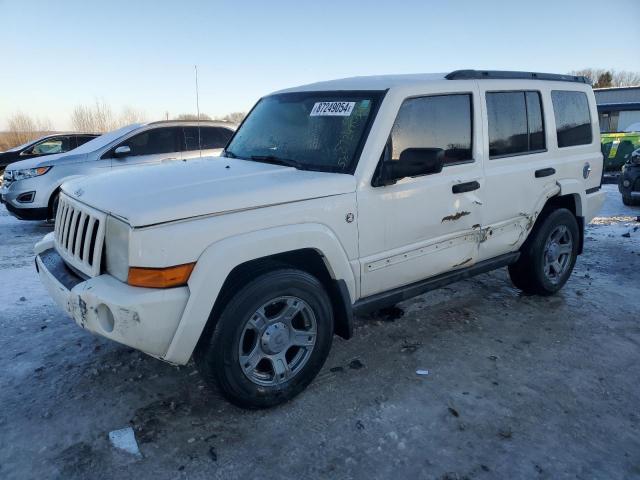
[163,223,356,364]
[554,179,585,217]
[46,175,89,208]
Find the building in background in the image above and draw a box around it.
[595,87,640,171]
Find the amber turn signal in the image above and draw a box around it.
[127,263,195,288]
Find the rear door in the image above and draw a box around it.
[108,127,182,169]
[477,85,555,261]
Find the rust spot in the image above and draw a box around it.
[441,211,471,223]
[452,257,473,268]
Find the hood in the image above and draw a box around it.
[62,157,356,227]
[5,152,88,170]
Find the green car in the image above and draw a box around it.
[598,102,640,171]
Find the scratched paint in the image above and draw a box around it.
[441,211,471,223]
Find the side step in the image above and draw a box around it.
[353,252,520,315]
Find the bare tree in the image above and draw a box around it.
[612,71,640,87]
[70,101,147,132]
[174,113,212,121]
[570,68,640,87]
[217,112,246,124]
[119,106,147,126]
[570,68,607,85]
[6,112,53,146]
[71,100,116,132]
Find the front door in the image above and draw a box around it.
[357,91,484,298]
[109,127,182,169]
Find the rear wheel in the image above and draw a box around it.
[622,194,640,206]
[195,268,334,408]
[508,208,579,296]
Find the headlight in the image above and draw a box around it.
[12,166,51,180]
[104,215,130,282]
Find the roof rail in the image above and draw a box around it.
[446,70,590,84]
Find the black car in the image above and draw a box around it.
[619,148,640,206]
[0,133,99,174]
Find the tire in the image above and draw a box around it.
[622,194,640,206]
[195,268,334,408]
[508,208,579,296]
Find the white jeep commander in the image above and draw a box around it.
[35,70,605,408]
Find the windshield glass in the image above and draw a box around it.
[225,91,383,172]
[5,137,44,153]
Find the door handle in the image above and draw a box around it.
[535,167,556,178]
[452,181,480,194]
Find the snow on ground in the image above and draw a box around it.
[0,184,638,480]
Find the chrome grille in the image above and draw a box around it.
[54,194,106,278]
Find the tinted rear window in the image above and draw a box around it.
[486,91,545,158]
[551,91,592,147]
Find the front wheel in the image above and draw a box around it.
[508,208,579,296]
[47,192,60,223]
[195,268,334,408]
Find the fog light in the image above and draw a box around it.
[16,191,35,203]
[96,304,115,333]
[623,180,631,188]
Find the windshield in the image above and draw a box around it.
[225,91,383,173]
[4,137,45,153]
[70,124,140,155]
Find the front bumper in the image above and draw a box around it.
[35,233,190,361]
[3,200,49,220]
[0,182,49,220]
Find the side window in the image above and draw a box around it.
[75,135,96,148]
[28,136,73,155]
[551,91,592,147]
[201,127,233,149]
[182,127,201,151]
[123,128,180,156]
[390,94,473,165]
[182,127,232,151]
[486,91,545,158]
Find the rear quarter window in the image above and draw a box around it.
[551,91,592,147]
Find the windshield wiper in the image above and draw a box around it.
[223,149,238,158]
[249,155,303,170]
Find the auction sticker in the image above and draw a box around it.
[310,101,355,116]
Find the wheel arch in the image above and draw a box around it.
[163,224,357,365]
[534,181,585,254]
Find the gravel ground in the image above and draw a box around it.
[0,185,639,480]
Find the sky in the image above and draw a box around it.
[1,0,639,130]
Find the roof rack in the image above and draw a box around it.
[445,70,589,84]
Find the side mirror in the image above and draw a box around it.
[113,145,131,158]
[377,148,444,185]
